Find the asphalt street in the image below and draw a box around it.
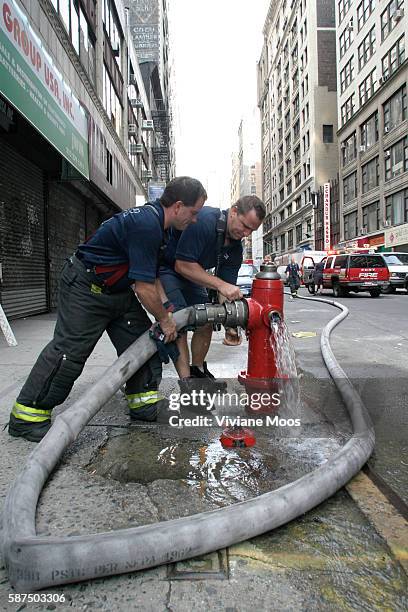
[0,290,407,611]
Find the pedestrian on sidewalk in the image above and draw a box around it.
[313,260,325,295]
[8,177,207,442]
[286,255,301,298]
[159,195,265,385]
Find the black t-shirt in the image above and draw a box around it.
[162,206,243,284]
[77,200,165,287]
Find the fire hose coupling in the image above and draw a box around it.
[192,300,249,329]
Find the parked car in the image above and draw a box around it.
[381,252,408,293]
[236,263,258,296]
[322,253,389,297]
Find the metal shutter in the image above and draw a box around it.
[0,140,48,319]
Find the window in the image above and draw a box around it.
[285,111,291,131]
[362,157,379,192]
[286,179,292,196]
[341,132,357,165]
[106,149,113,184]
[344,211,358,239]
[52,0,96,83]
[343,171,357,203]
[294,144,301,165]
[103,65,123,136]
[357,0,376,31]
[293,95,300,116]
[293,119,300,141]
[295,170,302,187]
[362,201,380,232]
[341,94,355,126]
[385,137,408,180]
[288,229,294,248]
[382,36,405,79]
[383,86,407,132]
[285,133,291,151]
[359,69,376,106]
[339,0,352,24]
[280,188,285,203]
[295,196,301,211]
[360,112,378,148]
[279,166,284,184]
[340,57,355,93]
[323,125,334,143]
[339,20,354,58]
[280,234,286,251]
[296,224,302,243]
[286,157,292,174]
[385,189,408,225]
[381,0,404,42]
[358,26,376,70]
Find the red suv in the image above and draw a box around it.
[322,253,389,297]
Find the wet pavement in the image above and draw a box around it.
[0,297,407,610]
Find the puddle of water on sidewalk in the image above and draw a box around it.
[88,429,338,506]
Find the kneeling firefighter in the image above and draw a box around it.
[8,177,207,442]
[159,195,266,386]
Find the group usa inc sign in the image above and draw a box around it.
[0,0,89,178]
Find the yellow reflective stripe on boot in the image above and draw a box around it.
[11,402,52,423]
[126,391,159,410]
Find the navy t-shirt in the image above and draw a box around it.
[77,200,165,287]
[161,207,243,284]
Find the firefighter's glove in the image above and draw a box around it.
[149,323,180,365]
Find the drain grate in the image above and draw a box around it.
[167,549,229,580]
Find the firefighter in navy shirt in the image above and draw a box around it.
[8,177,207,442]
[160,195,265,382]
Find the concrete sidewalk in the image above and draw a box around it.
[0,301,407,611]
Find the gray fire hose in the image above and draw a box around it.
[2,295,374,591]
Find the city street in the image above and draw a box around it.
[0,290,407,610]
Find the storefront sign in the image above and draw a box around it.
[0,1,89,177]
[323,183,331,250]
[385,223,408,248]
[148,182,165,201]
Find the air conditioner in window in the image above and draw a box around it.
[128,123,137,135]
[385,149,391,157]
[360,226,368,235]
[384,126,390,133]
[129,74,137,86]
[129,143,143,155]
[378,76,388,85]
[393,9,404,21]
[383,219,392,227]
[340,142,347,149]
[111,42,120,57]
[130,98,143,109]
[359,145,366,153]
[347,20,354,31]
[142,119,154,130]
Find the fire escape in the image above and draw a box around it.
[151,99,170,182]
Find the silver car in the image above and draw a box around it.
[236,263,258,296]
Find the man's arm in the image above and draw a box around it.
[134,281,177,342]
[175,260,243,301]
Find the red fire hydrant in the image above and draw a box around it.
[220,264,284,448]
[238,263,284,389]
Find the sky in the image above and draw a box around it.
[169,1,270,206]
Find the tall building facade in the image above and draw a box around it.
[0,0,171,319]
[258,0,339,258]
[336,0,407,251]
[230,112,263,265]
[128,0,175,185]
